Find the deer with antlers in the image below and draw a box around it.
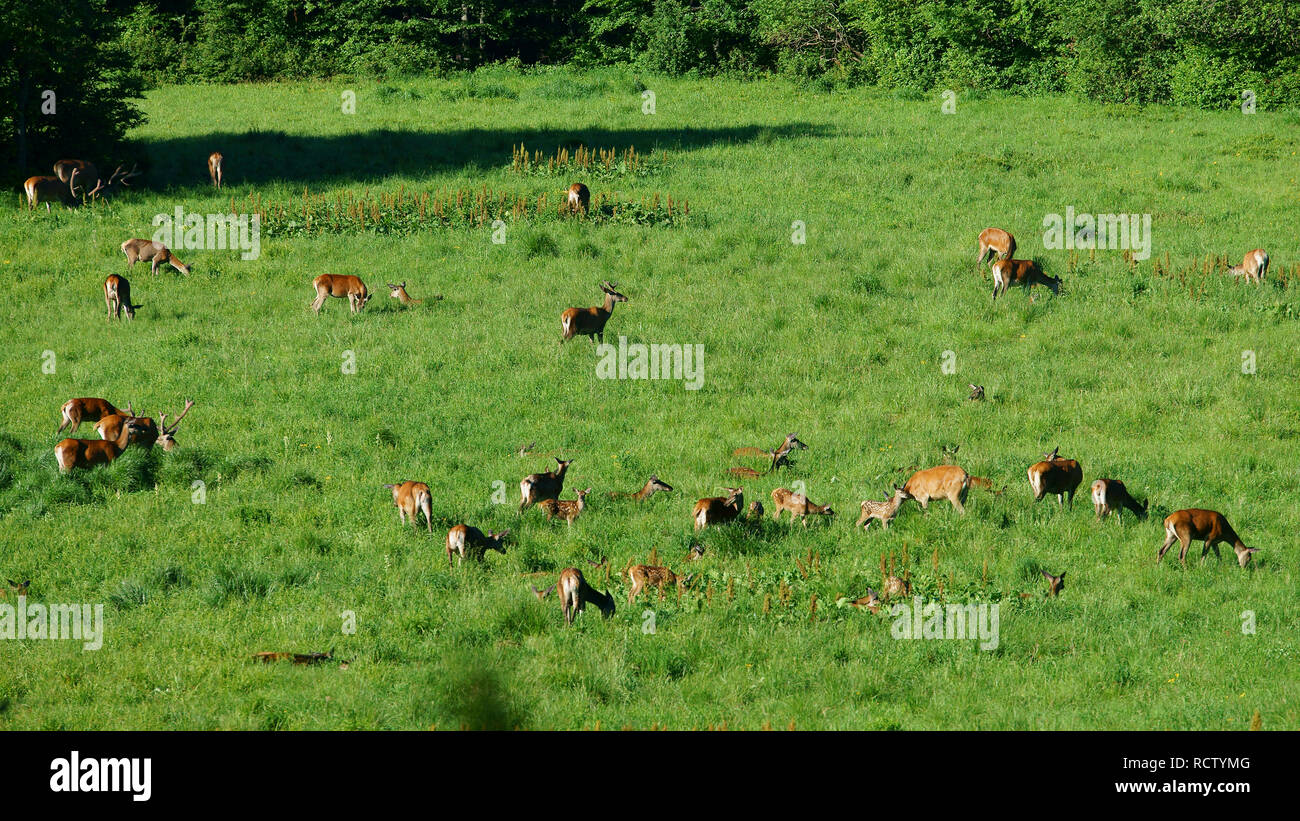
[95,400,194,451]
[72,164,141,203]
[103,274,142,321]
[208,152,223,188]
[730,433,806,478]
[121,239,192,276]
[560,281,626,345]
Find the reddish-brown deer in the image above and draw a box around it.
[57,398,120,435]
[1041,570,1065,597]
[55,418,141,472]
[1227,249,1269,284]
[24,176,77,211]
[607,475,673,501]
[103,274,142,321]
[384,481,433,533]
[121,239,192,275]
[519,457,573,512]
[208,152,224,188]
[627,565,693,604]
[311,274,370,313]
[976,228,1016,273]
[692,487,744,530]
[0,579,31,599]
[445,525,509,568]
[902,465,971,513]
[567,182,590,215]
[1159,509,1259,567]
[54,159,98,185]
[770,487,834,525]
[560,281,626,344]
[557,567,615,623]
[991,258,1060,302]
[96,399,193,451]
[1028,447,1083,508]
[1091,478,1147,521]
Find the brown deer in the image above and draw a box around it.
[208,152,223,188]
[991,258,1060,302]
[627,565,693,604]
[153,400,194,451]
[560,281,626,344]
[557,567,615,623]
[567,182,590,215]
[770,487,834,525]
[55,418,141,472]
[1091,478,1147,521]
[731,433,806,477]
[538,487,592,526]
[882,575,910,598]
[902,465,971,513]
[57,398,121,435]
[0,580,30,599]
[445,525,509,568]
[968,384,985,401]
[692,487,744,530]
[519,457,573,512]
[121,239,192,275]
[1028,447,1083,508]
[857,486,910,530]
[103,274,141,321]
[847,589,881,613]
[72,164,141,202]
[96,399,193,451]
[607,475,673,501]
[1227,249,1268,284]
[1159,509,1259,567]
[311,274,370,313]
[23,176,77,211]
[976,228,1016,273]
[747,500,764,520]
[54,159,97,185]
[1041,570,1065,597]
[384,481,433,533]
[386,281,439,306]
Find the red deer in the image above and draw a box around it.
[24,176,77,211]
[54,159,98,185]
[847,589,881,613]
[57,398,120,435]
[384,481,433,533]
[1159,509,1259,567]
[607,475,673,501]
[72,164,141,202]
[1041,570,1065,597]
[730,433,806,477]
[857,486,910,530]
[1091,478,1147,521]
[121,239,192,275]
[692,487,744,530]
[208,152,223,188]
[538,487,592,525]
[519,457,572,512]
[96,399,193,451]
[968,384,985,401]
[976,228,1016,273]
[445,525,509,568]
[311,274,370,314]
[103,274,141,321]
[55,418,141,472]
[627,565,693,603]
[386,281,440,305]
[902,465,971,514]
[770,487,834,525]
[0,580,30,599]
[560,281,626,344]
[567,183,590,215]
[1028,447,1083,508]
[1227,249,1268,284]
[991,258,1060,302]
[557,567,615,623]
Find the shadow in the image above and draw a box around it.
[135,123,833,189]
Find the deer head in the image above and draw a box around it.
[157,399,194,451]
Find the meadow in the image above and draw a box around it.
[0,67,1297,729]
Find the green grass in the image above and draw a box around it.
[1,70,1297,729]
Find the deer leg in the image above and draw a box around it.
[1177,533,1192,564]
[1157,531,1177,562]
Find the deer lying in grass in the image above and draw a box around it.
[1159,509,1259,567]
[1091,478,1147,521]
[770,487,834,525]
[731,433,806,477]
[608,475,673,501]
[1227,249,1268,284]
[976,228,1016,273]
[96,399,193,451]
[557,567,615,624]
[902,465,971,514]
[121,239,192,276]
[55,418,141,472]
[627,565,693,603]
[991,258,1060,302]
[208,152,223,188]
[387,281,441,306]
[538,487,592,525]
[104,274,141,321]
[1028,446,1083,508]
[968,384,985,401]
[519,457,573,512]
[882,575,910,598]
[857,486,910,530]
[560,281,626,344]
[847,589,881,613]
[693,487,744,530]
[747,500,764,520]
[567,182,590,215]
[1041,570,1065,597]
[445,525,509,568]
[311,274,370,314]
[0,580,31,599]
[384,480,433,533]
[57,398,120,434]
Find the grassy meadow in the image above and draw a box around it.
[1,67,1297,729]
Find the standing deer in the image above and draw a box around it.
[23,176,77,211]
[538,487,592,526]
[560,281,626,344]
[902,465,971,514]
[384,481,433,533]
[1159,509,1259,567]
[121,239,192,275]
[208,152,223,188]
[311,274,370,313]
[445,525,509,568]
[1227,249,1269,284]
[55,418,141,472]
[567,183,590,215]
[976,228,1016,272]
[730,433,807,477]
[857,486,910,530]
[770,487,834,525]
[57,398,120,434]
[54,159,98,185]
[1090,478,1147,521]
[103,274,142,321]
[519,457,572,512]
[627,565,693,603]
[607,475,673,501]
[692,487,744,530]
[72,164,141,202]
[557,567,615,624]
[1028,447,1083,508]
[991,258,1060,302]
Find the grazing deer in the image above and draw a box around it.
[1091,478,1147,521]
[445,525,509,568]
[686,544,706,561]
[24,175,78,211]
[1041,570,1065,597]
[208,152,223,188]
[567,183,590,215]
[770,487,834,525]
[969,384,985,401]
[55,418,141,472]
[1028,447,1083,508]
[627,565,693,604]
[54,159,97,185]
[560,281,626,344]
[608,475,673,501]
[103,274,141,321]
[731,433,806,477]
[538,487,592,526]
[976,228,1016,272]
[991,258,1060,302]
[557,567,615,623]
[1227,249,1268,284]
[902,465,971,513]
[384,481,433,533]
[311,274,370,314]
[121,239,192,275]
[1159,509,1259,567]
[153,400,194,451]
[693,487,744,530]
[0,580,30,599]
[857,486,910,530]
[94,402,154,447]
[72,164,140,202]
[519,457,573,512]
[57,398,120,434]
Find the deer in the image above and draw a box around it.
[560,281,626,345]
[0,580,30,599]
[1028,447,1083,508]
[730,433,807,477]
[152,400,194,451]
[538,487,592,526]
[24,175,78,211]
[121,239,192,275]
[208,152,223,188]
[847,588,881,613]
[567,182,590,215]
[103,274,142,321]
[54,159,98,185]
[857,486,910,530]
[530,582,557,601]
[386,282,440,306]
[747,499,764,520]
[519,457,572,513]
[969,384,985,401]
[1227,249,1268,284]
[72,164,141,202]
[384,481,433,533]
[608,475,674,501]
[770,487,834,525]
[1091,478,1147,521]
[693,487,744,530]
[55,417,141,472]
[1159,509,1259,567]
[96,399,193,451]
[311,274,370,314]
[991,258,1060,302]
[882,575,910,598]
[557,567,615,624]
[976,228,1016,273]
[902,465,971,514]
[627,565,693,604]
[445,525,509,569]
[1041,570,1065,597]
[57,398,121,435]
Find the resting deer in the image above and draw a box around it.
[730,433,806,477]
[384,481,433,533]
[57,398,121,434]
[1028,447,1082,508]
[97,399,193,451]
[976,228,1016,273]
[1091,478,1147,521]
[538,487,592,526]
[557,567,615,623]
[208,152,223,188]
[55,418,141,472]
[968,384,984,401]
[882,575,910,598]
[1041,570,1065,597]
[902,465,971,514]
[857,486,910,530]
[991,258,1060,302]
[608,475,673,501]
[770,487,834,525]
[693,487,744,530]
[560,281,627,345]
[1227,249,1268,284]
[519,457,572,512]
[567,183,590,215]
[0,580,31,599]
[386,281,439,306]
[121,239,192,275]
[627,565,693,603]
[1159,509,1259,567]
[103,274,142,321]
[747,500,764,520]
[311,274,370,314]
[445,525,509,568]
[847,589,881,613]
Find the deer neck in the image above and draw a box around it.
[601,293,618,315]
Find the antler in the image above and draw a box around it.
[110,163,142,186]
[164,399,195,434]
